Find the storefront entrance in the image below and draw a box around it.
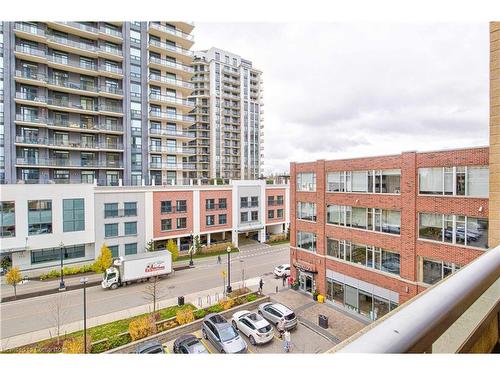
[298,271,314,294]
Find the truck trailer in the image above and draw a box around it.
[101,251,173,290]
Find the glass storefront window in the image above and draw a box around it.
[358,291,373,318]
[344,285,358,312]
[373,297,390,320]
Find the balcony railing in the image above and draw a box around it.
[149,110,195,123]
[330,246,500,353]
[148,39,193,57]
[99,104,123,113]
[268,200,284,206]
[148,56,194,73]
[14,22,45,36]
[47,55,97,71]
[206,203,228,211]
[149,162,196,170]
[15,44,46,58]
[47,34,97,52]
[47,78,98,93]
[47,98,98,112]
[56,22,98,34]
[149,145,196,154]
[15,91,46,103]
[149,92,194,107]
[99,45,123,56]
[16,158,123,168]
[148,128,195,138]
[148,22,194,41]
[100,27,123,38]
[98,64,123,75]
[149,73,194,89]
[104,208,137,218]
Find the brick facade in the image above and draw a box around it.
[290,147,489,311]
[153,190,194,238]
[199,189,233,232]
[265,187,287,223]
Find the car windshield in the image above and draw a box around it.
[106,272,116,280]
[219,326,238,341]
[285,312,296,320]
[189,342,208,353]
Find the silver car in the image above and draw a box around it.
[258,302,298,330]
[201,313,248,354]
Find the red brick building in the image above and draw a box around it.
[290,147,489,321]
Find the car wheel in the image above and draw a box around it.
[110,283,118,290]
[220,349,225,354]
[202,329,208,339]
[249,336,256,346]
[257,310,262,315]
[232,320,238,330]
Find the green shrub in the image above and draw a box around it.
[90,341,109,354]
[201,242,235,254]
[194,309,206,319]
[246,294,257,302]
[234,297,245,306]
[108,335,131,350]
[207,304,224,313]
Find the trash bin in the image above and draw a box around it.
[318,314,328,329]
[178,296,185,306]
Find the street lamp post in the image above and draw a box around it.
[189,234,194,267]
[80,277,88,354]
[59,242,66,291]
[226,246,232,293]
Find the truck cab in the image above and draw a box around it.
[102,266,120,289]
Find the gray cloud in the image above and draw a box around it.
[193,22,489,175]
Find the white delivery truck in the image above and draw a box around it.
[101,251,173,290]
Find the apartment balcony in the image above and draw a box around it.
[148,39,193,64]
[47,55,99,76]
[46,98,99,115]
[14,70,48,86]
[47,22,99,39]
[330,246,500,354]
[98,45,124,61]
[14,44,47,64]
[15,113,47,126]
[99,104,124,116]
[148,73,194,95]
[15,158,123,169]
[148,22,194,49]
[148,92,194,111]
[14,92,47,107]
[46,34,98,58]
[14,136,124,152]
[46,78,99,96]
[149,145,196,155]
[98,85,124,99]
[98,64,123,78]
[98,26,123,42]
[148,56,193,80]
[148,110,195,125]
[149,162,196,170]
[13,22,46,43]
[148,127,195,139]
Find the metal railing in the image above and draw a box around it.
[148,110,195,122]
[148,92,194,107]
[148,22,194,41]
[148,56,194,73]
[148,39,193,56]
[47,55,97,71]
[148,128,195,138]
[149,73,194,89]
[332,246,500,353]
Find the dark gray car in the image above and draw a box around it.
[173,334,209,354]
[201,313,248,354]
[135,340,165,354]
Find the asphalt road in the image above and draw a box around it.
[0,243,289,340]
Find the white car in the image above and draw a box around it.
[231,310,274,345]
[273,264,290,278]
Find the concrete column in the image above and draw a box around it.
[489,22,500,247]
[258,228,266,243]
[118,178,123,187]
[222,231,226,240]
[232,230,238,247]
[207,233,211,245]
[177,237,180,249]
[141,178,145,186]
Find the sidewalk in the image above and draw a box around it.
[0,276,271,351]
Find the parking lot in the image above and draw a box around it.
[161,307,334,354]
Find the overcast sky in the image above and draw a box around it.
[192,23,489,175]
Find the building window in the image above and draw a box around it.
[218,198,227,209]
[161,219,172,231]
[124,202,137,216]
[240,197,248,208]
[327,205,401,235]
[125,243,137,255]
[297,202,316,221]
[28,200,52,235]
[0,201,15,237]
[31,245,85,264]
[176,217,187,229]
[63,199,85,232]
[251,196,258,207]
[268,210,274,219]
[420,257,461,285]
[109,245,119,258]
[297,172,316,192]
[277,209,284,219]
[206,215,215,226]
[297,231,316,252]
[241,212,248,222]
[277,195,284,205]
[105,223,119,238]
[104,203,118,218]
[327,169,401,194]
[176,200,187,212]
[418,213,488,249]
[206,199,215,210]
[251,211,258,221]
[219,214,227,225]
[161,200,172,213]
[124,221,137,236]
[418,166,489,197]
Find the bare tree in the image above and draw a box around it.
[47,294,70,345]
[142,276,168,313]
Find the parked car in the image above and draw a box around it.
[173,334,209,354]
[231,310,274,345]
[201,313,248,354]
[273,264,291,278]
[135,340,165,354]
[258,302,298,330]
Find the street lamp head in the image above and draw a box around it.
[227,246,231,253]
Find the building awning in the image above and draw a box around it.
[237,226,264,233]
[293,260,317,273]
[1,246,28,255]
